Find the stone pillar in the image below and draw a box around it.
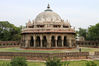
[23,36,25,47]
[40,37,43,48]
[25,40,29,48]
[47,36,51,48]
[28,40,30,47]
[62,40,64,47]
[55,36,57,48]
[48,39,51,48]
[73,39,76,48]
[28,36,31,48]
[62,36,64,47]
[34,36,36,48]
[69,38,72,48]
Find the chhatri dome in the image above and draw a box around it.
[35,4,62,23]
[21,4,76,49]
[26,4,71,27]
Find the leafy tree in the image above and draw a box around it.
[77,28,87,40]
[77,23,99,41]
[87,23,99,40]
[0,21,21,41]
[10,57,27,66]
[86,61,97,66]
[46,57,62,66]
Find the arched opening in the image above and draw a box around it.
[57,36,62,47]
[64,36,67,46]
[36,36,41,47]
[51,36,55,47]
[30,36,34,47]
[42,36,47,47]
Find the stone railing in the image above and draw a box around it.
[0,41,19,47]
[95,52,99,56]
[76,41,99,48]
[0,52,89,60]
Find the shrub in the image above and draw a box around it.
[46,57,62,66]
[10,57,27,66]
[63,61,70,66]
[86,61,97,66]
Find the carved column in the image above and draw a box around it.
[25,36,30,48]
[28,40,30,48]
[25,40,29,48]
[69,38,72,48]
[40,37,43,48]
[23,35,25,47]
[55,36,57,48]
[62,36,64,47]
[34,36,36,48]
[47,35,51,48]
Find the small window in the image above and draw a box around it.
[63,26,69,28]
[53,25,61,28]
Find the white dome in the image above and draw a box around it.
[35,5,62,23]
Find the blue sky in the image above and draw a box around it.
[0,0,99,29]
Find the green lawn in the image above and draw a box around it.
[0,47,98,53]
[0,47,62,53]
[68,60,99,66]
[0,60,99,66]
[27,62,45,66]
[0,60,45,66]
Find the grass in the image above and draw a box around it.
[67,60,99,66]
[27,62,45,66]
[0,47,62,53]
[0,47,98,53]
[0,60,99,66]
[81,47,99,52]
[0,47,99,53]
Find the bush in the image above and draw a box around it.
[86,61,97,66]
[10,57,27,66]
[0,62,11,66]
[63,61,70,66]
[46,57,62,66]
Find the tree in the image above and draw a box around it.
[46,57,62,66]
[77,23,99,41]
[86,61,97,66]
[77,28,87,40]
[10,57,27,66]
[87,23,99,40]
[0,21,21,41]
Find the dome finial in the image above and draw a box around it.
[47,4,50,9]
[45,4,52,11]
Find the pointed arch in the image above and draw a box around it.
[30,36,34,47]
[42,36,47,47]
[51,36,55,47]
[64,36,68,46]
[36,36,41,47]
[57,36,62,47]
